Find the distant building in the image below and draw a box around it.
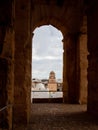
[41,79,48,89]
[32,72,63,92]
[31,74,63,100]
[32,78,49,91]
[57,82,63,91]
[56,79,63,91]
[47,71,57,91]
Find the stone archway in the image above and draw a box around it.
[31,20,68,102]
[31,24,64,103]
[13,0,85,125]
[1,0,98,129]
[30,0,86,105]
[13,0,89,127]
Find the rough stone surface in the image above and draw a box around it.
[79,16,88,104]
[13,103,98,130]
[87,0,98,115]
[13,0,31,124]
[0,0,98,129]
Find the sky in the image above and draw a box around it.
[32,25,63,80]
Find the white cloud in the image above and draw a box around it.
[33,55,62,60]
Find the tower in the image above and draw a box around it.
[48,71,57,91]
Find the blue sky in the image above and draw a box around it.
[32,25,63,79]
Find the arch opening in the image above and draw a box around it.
[31,25,64,103]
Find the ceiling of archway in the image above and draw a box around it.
[31,0,84,35]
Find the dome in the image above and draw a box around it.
[36,83,46,91]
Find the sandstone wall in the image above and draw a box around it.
[0,1,14,129]
[87,0,98,115]
[13,0,31,125]
[79,16,88,104]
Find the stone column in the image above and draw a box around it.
[65,33,80,103]
[4,28,15,130]
[62,38,68,103]
[87,0,98,115]
[0,1,15,129]
[79,16,88,104]
[0,21,14,130]
[14,0,31,125]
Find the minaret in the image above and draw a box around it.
[48,71,57,91]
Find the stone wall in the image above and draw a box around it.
[0,1,14,129]
[0,59,8,128]
[13,0,31,125]
[1,0,98,129]
[65,33,80,103]
[79,16,88,104]
[87,0,98,115]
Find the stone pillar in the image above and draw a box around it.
[0,22,14,130]
[0,1,15,129]
[14,0,31,125]
[65,33,80,103]
[63,38,68,102]
[87,0,98,115]
[79,16,88,104]
[0,59,8,129]
[4,28,15,130]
